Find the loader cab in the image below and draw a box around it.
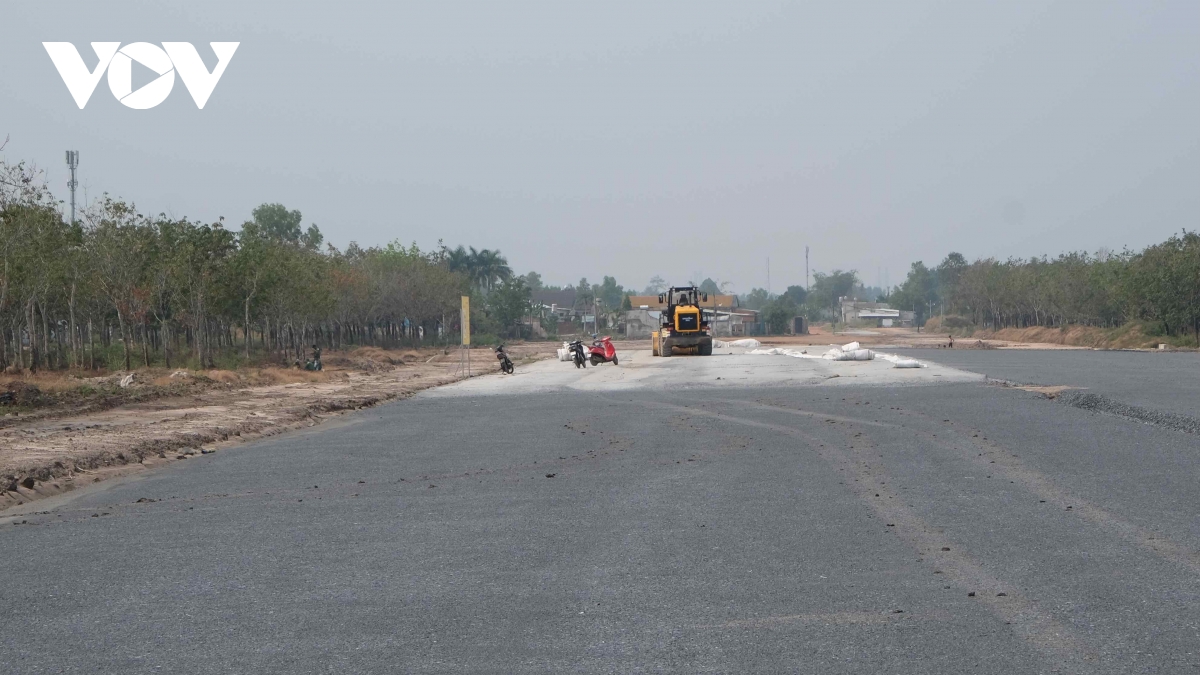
[658,289,709,334]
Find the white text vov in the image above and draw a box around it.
[43,42,239,110]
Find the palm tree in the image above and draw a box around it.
[472,248,512,291]
[445,245,471,275]
[431,244,513,292]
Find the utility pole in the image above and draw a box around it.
[65,150,79,225]
[805,246,810,292]
[767,257,771,295]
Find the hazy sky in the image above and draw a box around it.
[2,1,1197,293]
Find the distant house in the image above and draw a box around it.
[623,309,661,339]
[839,300,914,327]
[533,289,579,321]
[858,308,901,327]
[720,307,761,336]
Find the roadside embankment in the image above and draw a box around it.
[924,317,1196,350]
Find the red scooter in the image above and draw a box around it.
[589,336,618,366]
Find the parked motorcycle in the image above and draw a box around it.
[495,344,514,374]
[304,344,323,371]
[589,336,618,366]
[568,340,588,368]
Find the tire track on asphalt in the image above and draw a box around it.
[693,610,921,630]
[893,405,1200,577]
[726,399,900,429]
[733,397,1200,577]
[640,399,1099,673]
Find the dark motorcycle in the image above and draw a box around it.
[568,340,588,369]
[304,344,323,371]
[496,344,514,374]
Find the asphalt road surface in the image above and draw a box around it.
[893,348,1200,417]
[2,349,1198,673]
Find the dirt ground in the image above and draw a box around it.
[0,343,556,512]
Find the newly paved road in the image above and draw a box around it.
[2,351,1198,673]
[894,348,1200,416]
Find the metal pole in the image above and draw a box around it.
[65,151,79,225]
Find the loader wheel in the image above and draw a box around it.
[699,342,713,356]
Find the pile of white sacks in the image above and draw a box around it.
[557,342,575,361]
[712,339,762,349]
[746,340,924,369]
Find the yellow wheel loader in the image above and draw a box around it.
[652,286,714,356]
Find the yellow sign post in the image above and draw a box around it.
[456,295,472,377]
[460,295,471,346]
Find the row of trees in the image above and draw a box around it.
[0,155,545,372]
[577,239,1196,339]
[6,144,1194,366]
[726,233,1197,342]
[887,236,1200,340]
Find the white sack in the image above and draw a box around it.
[829,348,873,361]
[714,338,761,349]
[749,347,818,358]
[872,351,925,368]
